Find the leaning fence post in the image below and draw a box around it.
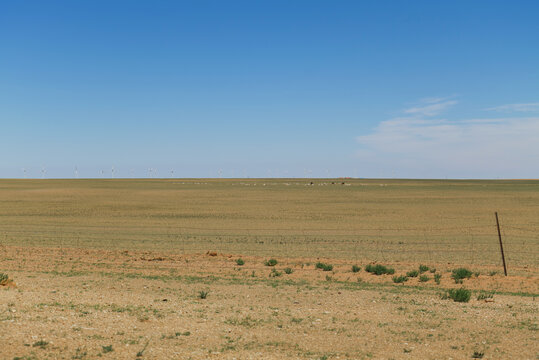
[495,212,508,276]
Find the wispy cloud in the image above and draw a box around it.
[402,97,458,117]
[356,98,539,178]
[485,102,539,113]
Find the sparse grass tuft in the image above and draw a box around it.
[269,269,282,277]
[102,345,113,353]
[284,267,293,274]
[32,340,48,348]
[352,265,361,273]
[0,273,9,285]
[265,259,278,266]
[365,264,395,275]
[198,290,209,299]
[406,270,419,278]
[236,258,245,266]
[451,268,473,283]
[489,271,498,276]
[472,351,484,358]
[429,268,436,273]
[392,275,408,283]
[442,288,471,302]
[419,264,429,273]
[419,274,429,282]
[136,340,150,357]
[434,273,442,284]
[477,291,494,301]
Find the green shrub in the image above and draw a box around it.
[236,258,245,266]
[322,264,333,271]
[284,267,293,274]
[102,345,113,353]
[442,288,471,302]
[315,262,333,271]
[352,265,361,273]
[264,259,278,266]
[406,270,419,278]
[419,275,429,282]
[451,268,473,283]
[198,290,209,299]
[365,264,395,275]
[434,273,442,284]
[419,265,429,273]
[392,275,408,283]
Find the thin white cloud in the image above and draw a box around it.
[402,97,458,117]
[356,98,539,178]
[486,102,539,113]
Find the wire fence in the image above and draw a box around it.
[2,217,538,270]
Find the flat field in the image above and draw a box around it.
[0,179,538,359]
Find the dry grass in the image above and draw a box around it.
[0,179,538,359]
[0,178,538,269]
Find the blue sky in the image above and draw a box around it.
[1,1,538,178]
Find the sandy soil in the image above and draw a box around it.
[1,246,537,359]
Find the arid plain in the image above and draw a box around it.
[1,179,538,359]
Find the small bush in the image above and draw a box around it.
[434,273,442,284]
[392,275,408,283]
[365,264,395,275]
[406,270,419,278]
[269,269,282,277]
[352,265,361,273]
[419,275,429,282]
[429,268,436,273]
[316,262,333,271]
[102,345,113,353]
[477,291,494,301]
[451,268,473,283]
[198,290,209,299]
[265,259,278,267]
[284,267,293,274]
[442,288,471,303]
[489,271,498,276]
[322,264,333,271]
[419,265,429,273]
[236,258,245,266]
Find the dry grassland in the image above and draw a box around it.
[1,179,538,359]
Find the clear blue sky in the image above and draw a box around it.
[1,1,538,178]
